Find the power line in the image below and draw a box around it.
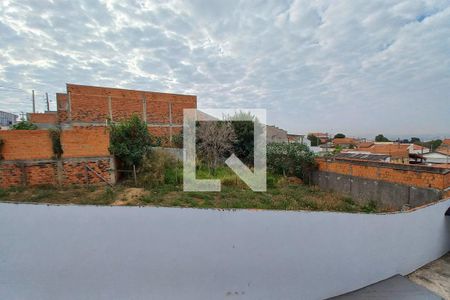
[0,85,29,92]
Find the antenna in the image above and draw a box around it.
[32,90,35,113]
[46,92,50,111]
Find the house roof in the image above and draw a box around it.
[335,152,390,162]
[412,144,429,151]
[357,142,374,148]
[436,145,450,156]
[442,139,450,146]
[350,143,409,158]
[333,138,357,145]
[287,134,304,142]
[309,132,328,138]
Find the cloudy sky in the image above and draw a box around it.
[0,0,449,139]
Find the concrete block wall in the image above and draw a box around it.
[317,159,449,190]
[313,158,449,209]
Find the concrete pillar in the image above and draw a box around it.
[56,160,64,186]
[142,94,147,123]
[109,156,117,185]
[108,96,113,122]
[67,92,72,122]
[168,102,173,143]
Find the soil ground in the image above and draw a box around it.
[0,183,384,213]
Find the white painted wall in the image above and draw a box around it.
[0,200,449,300]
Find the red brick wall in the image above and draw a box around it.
[56,93,68,123]
[66,84,196,124]
[316,159,449,190]
[62,158,111,185]
[28,112,58,125]
[0,158,111,188]
[0,163,22,188]
[26,162,58,186]
[0,130,54,160]
[61,127,110,158]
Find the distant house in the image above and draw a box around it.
[349,143,410,163]
[333,138,357,149]
[309,132,329,144]
[267,125,288,143]
[357,141,374,149]
[409,144,430,154]
[287,133,311,146]
[423,144,450,164]
[334,151,390,162]
[0,111,18,127]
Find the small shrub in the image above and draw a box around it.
[109,115,155,168]
[49,128,63,159]
[222,175,239,187]
[164,166,182,185]
[138,149,179,187]
[0,188,9,199]
[267,142,316,182]
[10,120,37,130]
[266,174,278,189]
[91,187,116,205]
[171,131,183,148]
[362,200,377,213]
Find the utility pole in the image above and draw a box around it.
[46,92,49,111]
[32,90,35,113]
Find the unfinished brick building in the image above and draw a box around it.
[29,83,197,141]
[1,84,197,188]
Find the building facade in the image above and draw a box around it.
[0,111,18,127]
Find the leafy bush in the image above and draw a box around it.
[171,131,183,148]
[266,174,278,189]
[229,111,257,166]
[362,200,377,213]
[48,128,63,159]
[267,142,316,182]
[109,115,154,168]
[138,149,181,187]
[10,120,37,130]
[0,188,8,199]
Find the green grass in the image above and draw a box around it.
[0,188,9,199]
[0,166,383,213]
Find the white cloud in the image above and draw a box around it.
[0,0,449,138]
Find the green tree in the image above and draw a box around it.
[333,145,343,154]
[334,133,346,139]
[410,137,421,144]
[109,115,154,168]
[266,143,316,182]
[375,134,390,142]
[307,134,320,146]
[10,120,37,130]
[420,139,442,151]
[228,111,257,166]
[431,139,443,150]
